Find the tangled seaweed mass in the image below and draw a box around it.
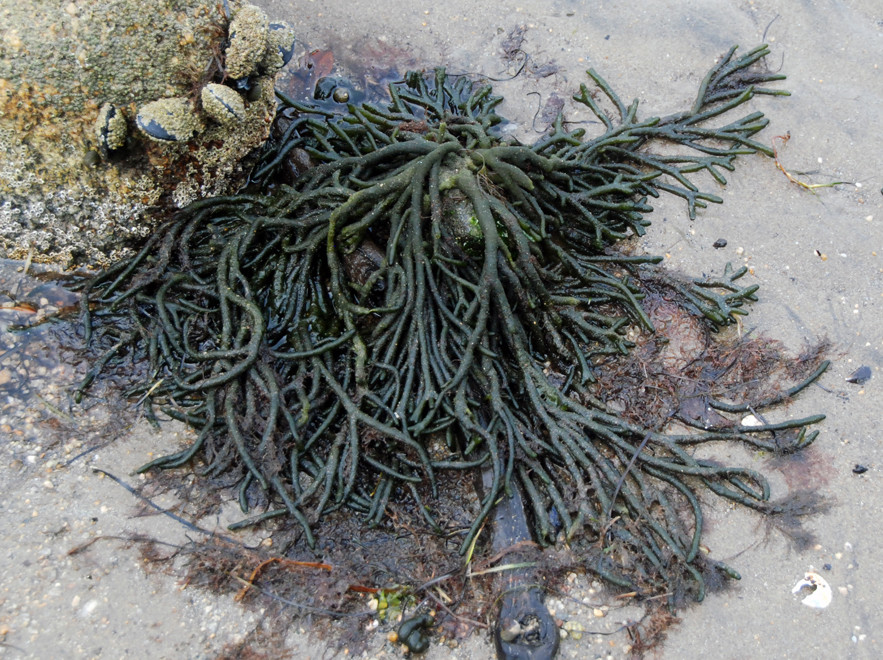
[78,45,828,602]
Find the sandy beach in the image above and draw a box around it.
[1,1,881,658]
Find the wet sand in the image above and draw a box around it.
[1,1,881,657]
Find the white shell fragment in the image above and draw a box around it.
[136,97,203,142]
[741,414,763,427]
[225,4,269,79]
[792,571,833,609]
[201,83,246,124]
[95,102,127,151]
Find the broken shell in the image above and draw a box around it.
[741,414,763,427]
[225,4,269,79]
[792,571,832,609]
[95,102,127,151]
[136,97,203,142]
[201,83,246,124]
[845,365,871,385]
[498,620,522,643]
[263,21,298,70]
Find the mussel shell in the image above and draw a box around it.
[225,5,269,80]
[265,21,298,69]
[95,102,127,151]
[201,83,246,124]
[136,97,201,142]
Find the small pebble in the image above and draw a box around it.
[712,238,727,248]
[852,464,868,475]
[563,621,585,640]
[80,599,99,617]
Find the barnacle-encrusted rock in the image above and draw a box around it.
[137,98,205,142]
[95,103,127,151]
[225,5,270,80]
[201,84,246,124]
[0,0,286,267]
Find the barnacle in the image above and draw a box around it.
[78,45,828,605]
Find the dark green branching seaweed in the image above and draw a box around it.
[77,45,827,602]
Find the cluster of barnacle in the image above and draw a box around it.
[94,4,296,152]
